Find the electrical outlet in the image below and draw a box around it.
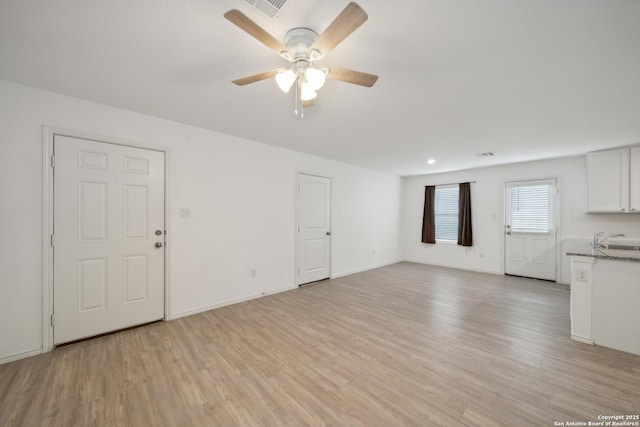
[576,269,589,282]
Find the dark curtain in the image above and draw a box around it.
[421,186,436,244]
[457,182,473,246]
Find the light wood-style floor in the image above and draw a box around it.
[1,262,639,426]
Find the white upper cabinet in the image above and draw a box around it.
[586,147,640,213]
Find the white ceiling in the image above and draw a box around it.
[1,0,639,176]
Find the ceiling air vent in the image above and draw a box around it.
[475,152,495,158]
[245,0,287,18]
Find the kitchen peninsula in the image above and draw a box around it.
[567,242,640,356]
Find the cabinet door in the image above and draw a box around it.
[631,147,640,212]
[586,149,629,212]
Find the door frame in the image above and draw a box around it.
[42,126,171,352]
[295,171,332,285]
[502,176,561,281]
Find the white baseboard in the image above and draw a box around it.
[403,259,569,286]
[571,335,594,345]
[330,259,404,279]
[171,261,407,320]
[0,348,42,365]
[167,285,297,320]
[402,258,503,276]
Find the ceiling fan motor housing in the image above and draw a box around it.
[283,27,319,60]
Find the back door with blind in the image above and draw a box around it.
[504,179,557,281]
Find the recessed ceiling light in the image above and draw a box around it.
[426,159,437,165]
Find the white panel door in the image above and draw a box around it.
[298,174,331,285]
[53,135,165,344]
[504,179,557,281]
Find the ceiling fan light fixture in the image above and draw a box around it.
[309,48,322,61]
[225,3,378,117]
[275,69,297,93]
[300,82,317,101]
[304,67,326,91]
[279,51,293,61]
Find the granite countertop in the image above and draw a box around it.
[566,241,640,263]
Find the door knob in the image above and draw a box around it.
[155,242,163,248]
[326,231,331,236]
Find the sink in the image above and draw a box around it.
[598,243,640,251]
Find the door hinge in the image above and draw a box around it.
[50,314,55,326]
[51,234,55,247]
[50,155,55,168]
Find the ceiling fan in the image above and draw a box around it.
[224,2,378,115]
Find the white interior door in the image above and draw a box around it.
[53,135,165,344]
[298,173,331,285]
[504,179,557,281]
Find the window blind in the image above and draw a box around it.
[510,184,550,233]
[435,186,459,241]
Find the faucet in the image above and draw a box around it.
[592,232,625,247]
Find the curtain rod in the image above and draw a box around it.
[425,181,476,188]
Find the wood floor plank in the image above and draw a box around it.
[1,262,639,426]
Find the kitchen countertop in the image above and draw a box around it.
[566,242,640,263]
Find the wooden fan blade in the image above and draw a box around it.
[232,70,278,86]
[310,2,368,57]
[224,10,288,56]
[327,67,378,87]
[302,99,315,108]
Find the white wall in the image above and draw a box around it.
[402,156,640,283]
[0,80,402,362]
[4,78,638,364]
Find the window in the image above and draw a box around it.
[435,185,459,241]
[510,184,550,233]
[422,182,472,246]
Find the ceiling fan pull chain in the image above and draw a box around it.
[294,79,299,116]
[300,89,305,118]
[295,78,304,118]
